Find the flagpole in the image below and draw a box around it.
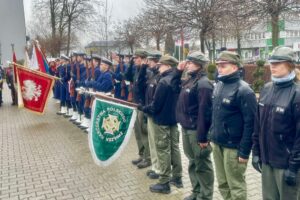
[77,88,138,108]
[11,62,60,80]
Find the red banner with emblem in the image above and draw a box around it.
[16,66,54,114]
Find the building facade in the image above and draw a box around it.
[0,0,26,66]
[215,20,300,62]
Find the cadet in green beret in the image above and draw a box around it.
[139,55,183,194]
[211,51,257,200]
[144,50,162,179]
[130,49,151,169]
[176,51,214,200]
[252,46,300,200]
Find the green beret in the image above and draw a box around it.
[216,51,242,68]
[186,51,209,67]
[158,55,179,67]
[269,46,296,63]
[134,49,148,58]
[147,50,162,60]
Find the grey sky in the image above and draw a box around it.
[23,0,143,23]
[23,0,143,46]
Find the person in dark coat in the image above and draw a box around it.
[113,54,129,100]
[53,59,61,101]
[6,64,17,105]
[139,55,183,194]
[127,49,151,169]
[176,51,214,200]
[0,66,3,106]
[210,51,257,200]
[57,55,71,115]
[252,46,300,200]
[144,50,162,179]
[73,52,87,125]
[91,57,113,93]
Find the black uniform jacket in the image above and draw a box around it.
[143,68,181,126]
[252,80,300,171]
[176,71,213,143]
[145,67,160,107]
[210,71,257,159]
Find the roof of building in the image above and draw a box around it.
[85,41,119,48]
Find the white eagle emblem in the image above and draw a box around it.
[21,80,42,101]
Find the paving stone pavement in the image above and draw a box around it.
[0,84,262,200]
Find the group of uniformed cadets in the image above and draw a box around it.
[51,47,300,200]
[127,48,299,200]
[53,52,113,133]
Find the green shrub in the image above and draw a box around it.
[252,60,265,92]
[207,63,216,80]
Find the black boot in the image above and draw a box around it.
[183,194,196,200]
[148,171,159,179]
[170,177,183,188]
[149,182,170,194]
[137,159,151,169]
[146,170,155,176]
[131,157,143,165]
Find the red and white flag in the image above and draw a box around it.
[16,66,54,114]
[30,44,48,73]
[12,51,17,83]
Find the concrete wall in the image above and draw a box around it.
[0,0,26,66]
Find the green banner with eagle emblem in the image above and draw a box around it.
[89,98,137,167]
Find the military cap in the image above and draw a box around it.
[71,51,78,56]
[91,54,101,61]
[158,55,179,67]
[60,54,69,61]
[117,53,125,59]
[216,51,242,68]
[269,46,296,63]
[76,51,86,57]
[147,50,162,60]
[186,51,209,67]
[85,55,91,61]
[133,49,148,58]
[101,57,113,66]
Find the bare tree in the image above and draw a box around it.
[220,0,259,56]
[135,7,176,50]
[114,19,143,53]
[31,0,102,55]
[251,0,300,47]
[145,0,223,53]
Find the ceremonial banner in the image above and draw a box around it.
[16,66,54,114]
[89,98,137,167]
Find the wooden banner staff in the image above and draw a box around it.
[76,88,138,108]
[10,62,61,80]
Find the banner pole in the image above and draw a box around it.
[77,88,138,108]
[11,62,60,80]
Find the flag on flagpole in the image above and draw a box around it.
[30,44,49,73]
[29,45,40,71]
[12,51,17,83]
[24,48,30,68]
[89,98,137,167]
[16,66,54,114]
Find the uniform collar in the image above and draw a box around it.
[188,70,206,78]
[160,68,173,77]
[218,71,240,83]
